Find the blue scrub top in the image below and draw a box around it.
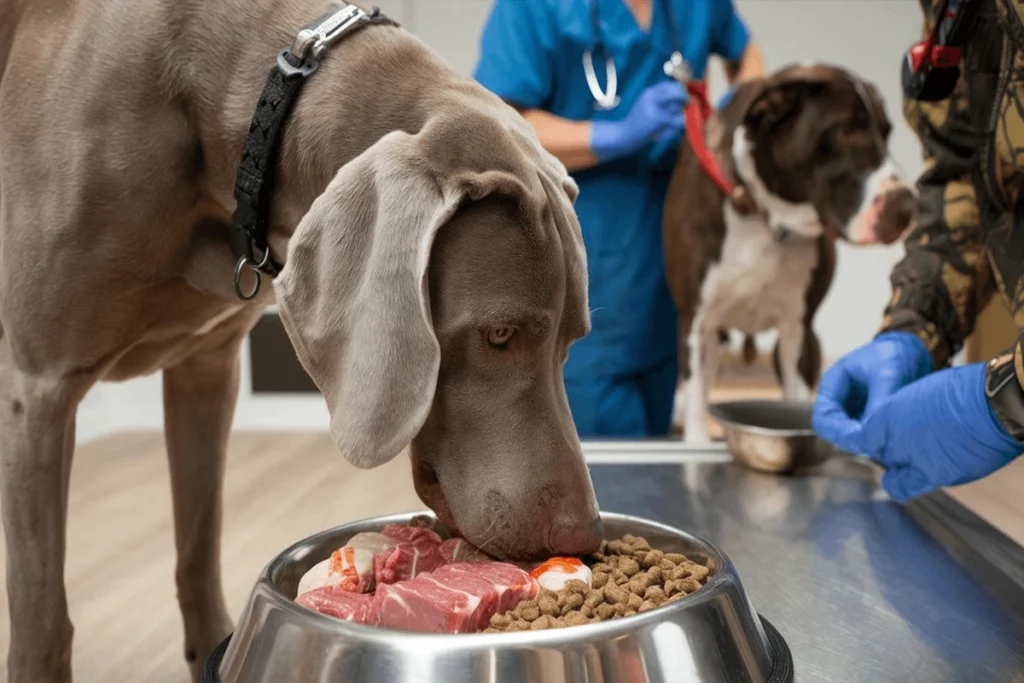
[474,0,750,379]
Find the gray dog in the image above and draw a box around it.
[0,1,603,680]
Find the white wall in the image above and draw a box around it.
[77,0,928,443]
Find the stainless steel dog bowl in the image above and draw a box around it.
[203,511,792,683]
[709,399,834,474]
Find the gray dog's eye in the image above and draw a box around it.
[487,327,515,348]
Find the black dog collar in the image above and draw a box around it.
[230,2,396,301]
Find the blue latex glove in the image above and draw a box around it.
[812,331,933,454]
[855,362,1023,502]
[591,80,688,162]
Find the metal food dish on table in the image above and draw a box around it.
[708,400,837,474]
[203,511,793,683]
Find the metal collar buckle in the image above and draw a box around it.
[283,3,370,73]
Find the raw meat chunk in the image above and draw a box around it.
[373,561,538,633]
[440,538,491,563]
[373,525,447,585]
[295,585,374,622]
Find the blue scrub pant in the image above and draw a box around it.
[565,354,678,438]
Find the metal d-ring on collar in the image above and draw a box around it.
[229,3,395,301]
[584,0,685,111]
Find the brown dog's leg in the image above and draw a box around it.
[162,338,242,681]
[0,345,86,683]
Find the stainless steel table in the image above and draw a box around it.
[581,441,1024,683]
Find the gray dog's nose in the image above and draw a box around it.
[547,517,604,556]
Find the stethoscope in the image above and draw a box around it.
[584,0,690,110]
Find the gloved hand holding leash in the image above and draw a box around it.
[813,332,1024,502]
[591,80,689,162]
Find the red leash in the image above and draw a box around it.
[683,81,736,198]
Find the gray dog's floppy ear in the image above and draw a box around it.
[274,131,465,469]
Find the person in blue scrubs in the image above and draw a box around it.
[474,0,764,438]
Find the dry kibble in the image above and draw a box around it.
[539,595,560,617]
[564,592,585,610]
[530,615,554,631]
[482,534,708,632]
[490,613,512,629]
[688,564,710,581]
[677,577,702,593]
[565,611,590,627]
[627,575,651,596]
[607,540,629,555]
[640,550,665,568]
[603,583,629,605]
[645,586,667,605]
[520,602,541,622]
[619,558,640,577]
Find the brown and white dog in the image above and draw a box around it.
[664,64,916,442]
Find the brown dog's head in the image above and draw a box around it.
[274,110,601,560]
[728,63,915,244]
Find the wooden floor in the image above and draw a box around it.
[2,372,1024,682]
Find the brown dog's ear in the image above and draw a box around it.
[274,129,537,469]
[744,78,828,134]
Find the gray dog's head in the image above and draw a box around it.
[274,111,601,560]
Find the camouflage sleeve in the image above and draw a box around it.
[878,5,996,369]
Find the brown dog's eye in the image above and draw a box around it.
[817,133,833,158]
[487,327,515,348]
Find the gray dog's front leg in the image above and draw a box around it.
[162,340,242,681]
[0,347,85,683]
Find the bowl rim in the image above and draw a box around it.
[707,399,818,438]
[255,510,743,647]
